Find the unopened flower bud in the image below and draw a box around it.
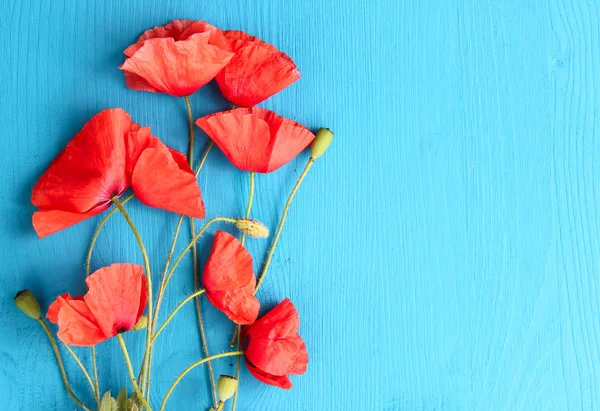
[217,375,239,401]
[14,290,41,320]
[310,128,334,159]
[235,219,269,238]
[133,316,148,331]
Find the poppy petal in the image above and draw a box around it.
[84,264,147,337]
[203,231,254,291]
[131,147,205,218]
[47,293,73,324]
[33,205,109,238]
[124,19,192,57]
[245,298,300,339]
[123,71,162,93]
[244,334,304,376]
[55,298,106,346]
[246,358,293,390]
[206,274,259,325]
[120,34,234,97]
[286,335,309,375]
[196,108,314,173]
[31,109,135,214]
[215,40,301,107]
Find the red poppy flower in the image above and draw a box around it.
[242,299,308,389]
[47,264,147,346]
[120,20,234,97]
[215,30,301,107]
[202,230,260,325]
[31,108,205,238]
[196,108,315,173]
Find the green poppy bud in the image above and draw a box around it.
[310,128,334,159]
[217,375,239,401]
[14,290,41,320]
[133,316,148,331]
[235,219,269,238]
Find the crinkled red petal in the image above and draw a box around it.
[31,109,135,214]
[55,297,106,346]
[131,147,205,218]
[245,358,293,390]
[216,39,301,107]
[33,205,109,238]
[196,108,314,173]
[203,231,254,291]
[120,33,234,97]
[84,264,147,338]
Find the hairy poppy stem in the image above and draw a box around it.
[63,344,100,407]
[86,193,134,399]
[160,351,244,411]
[112,197,153,400]
[38,319,91,411]
[254,157,315,293]
[117,335,153,410]
[152,289,206,342]
[185,94,219,407]
[195,141,214,177]
[231,171,255,411]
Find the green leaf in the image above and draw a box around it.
[116,388,128,411]
[99,391,117,411]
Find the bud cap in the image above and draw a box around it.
[14,290,41,320]
[235,219,269,238]
[217,375,239,401]
[310,128,334,159]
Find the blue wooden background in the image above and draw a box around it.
[1,0,598,410]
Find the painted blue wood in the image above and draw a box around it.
[1,0,598,409]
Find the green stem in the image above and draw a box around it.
[160,352,244,411]
[216,401,225,411]
[86,193,134,400]
[63,344,100,408]
[38,319,91,411]
[184,96,194,169]
[231,171,255,410]
[254,157,314,293]
[195,141,214,177]
[144,215,184,399]
[117,335,153,411]
[241,172,255,246]
[152,290,205,342]
[111,197,153,397]
[191,217,218,408]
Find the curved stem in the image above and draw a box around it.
[86,193,133,399]
[38,319,91,411]
[254,158,315,293]
[111,197,153,396]
[144,215,184,399]
[195,141,214,177]
[152,290,205,342]
[160,351,244,411]
[86,194,135,277]
[117,335,152,411]
[164,217,236,289]
[63,344,100,407]
[192,217,218,408]
[231,171,255,410]
[151,215,184,332]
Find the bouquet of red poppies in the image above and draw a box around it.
[14,20,333,411]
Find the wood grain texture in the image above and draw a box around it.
[0,0,598,410]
